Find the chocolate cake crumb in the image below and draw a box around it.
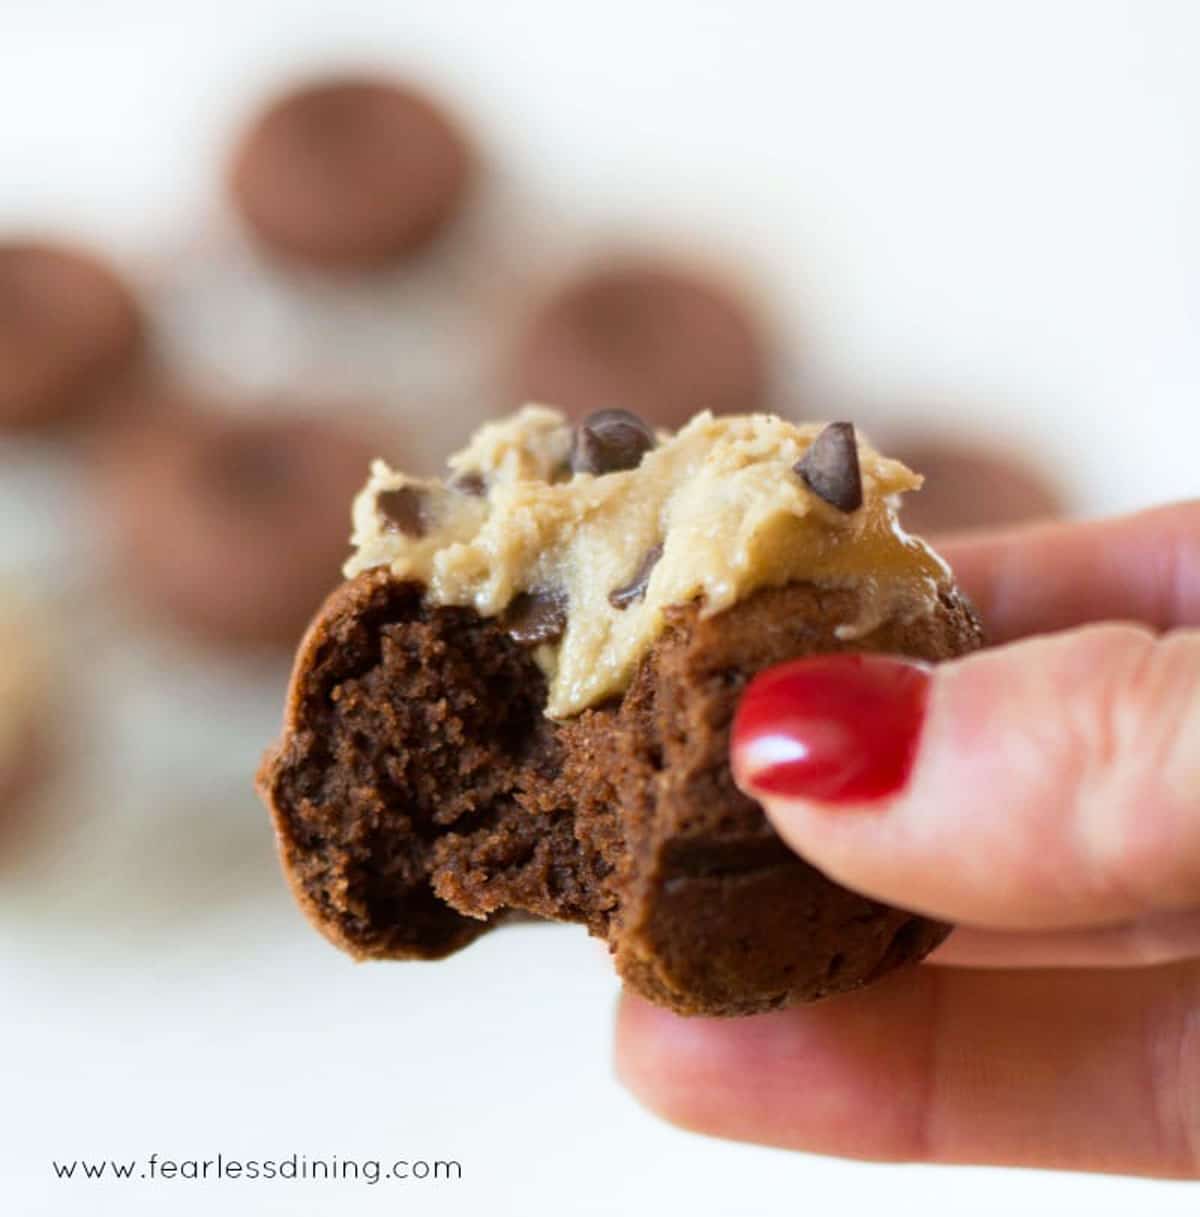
[795,422,863,513]
[258,570,983,1016]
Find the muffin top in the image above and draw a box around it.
[345,405,948,717]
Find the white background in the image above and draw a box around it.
[1,2,1198,1214]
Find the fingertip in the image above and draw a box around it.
[613,991,738,1134]
[733,623,1200,930]
[728,651,940,907]
[615,990,816,1143]
[612,989,657,1095]
[731,654,931,806]
[614,979,935,1159]
[623,965,1200,1176]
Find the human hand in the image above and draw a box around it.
[616,501,1200,1178]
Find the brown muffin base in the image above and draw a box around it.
[0,718,51,845]
[258,571,983,1016]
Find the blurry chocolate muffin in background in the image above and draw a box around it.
[91,388,382,647]
[229,75,474,271]
[0,588,51,829]
[509,258,772,428]
[889,433,1066,538]
[0,241,144,431]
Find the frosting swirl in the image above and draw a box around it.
[346,406,948,718]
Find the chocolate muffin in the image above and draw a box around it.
[0,241,143,430]
[94,396,380,647]
[230,76,473,270]
[0,592,50,826]
[259,408,984,1015]
[510,261,771,427]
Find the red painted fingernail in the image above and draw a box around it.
[732,654,931,804]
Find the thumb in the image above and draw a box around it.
[731,625,1200,930]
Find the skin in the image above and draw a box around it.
[615,499,1200,1178]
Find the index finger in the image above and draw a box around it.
[937,500,1200,643]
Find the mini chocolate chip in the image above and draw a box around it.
[608,543,664,610]
[501,589,568,645]
[794,422,863,513]
[449,470,486,496]
[569,408,656,475]
[377,486,428,537]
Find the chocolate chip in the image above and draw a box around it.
[608,543,663,610]
[569,408,656,475]
[501,589,568,645]
[794,422,863,513]
[377,486,428,536]
[448,470,486,496]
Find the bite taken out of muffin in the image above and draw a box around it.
[259,405,983,1016]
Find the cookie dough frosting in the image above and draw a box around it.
[345,405,948,718]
